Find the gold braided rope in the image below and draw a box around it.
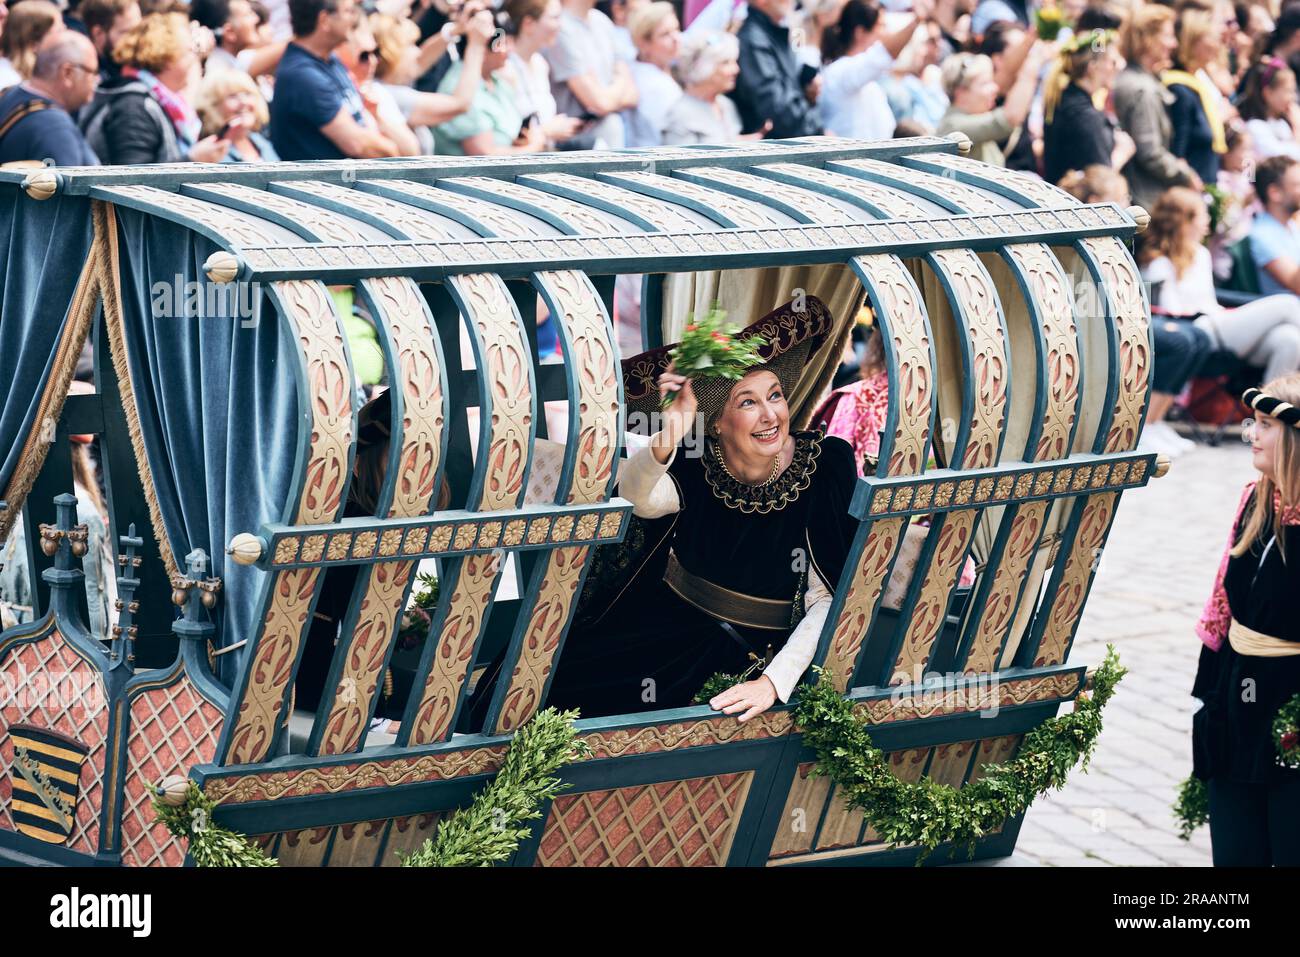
[92,198,181,580]
[0,217,102,546]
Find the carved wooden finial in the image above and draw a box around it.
[227,532,264,566]
[1127,205,1150,234]
[1153,453,1171,479]
[946,131,972,155]
[158,775,190,806]
[204,251,240,283]
[22,169,59,200]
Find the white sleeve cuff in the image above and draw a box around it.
[617,444,681,518]
[763,564,832,703]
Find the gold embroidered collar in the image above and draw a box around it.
[702,431,823,514]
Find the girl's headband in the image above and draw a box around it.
[1260,56,1288,84]
[1243,388,1300,429]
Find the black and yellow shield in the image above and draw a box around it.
[10,724,87,844]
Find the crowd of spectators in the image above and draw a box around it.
[3,0,1300,454]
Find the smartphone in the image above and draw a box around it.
[217,121,234,140]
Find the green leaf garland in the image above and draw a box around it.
[149,780,278,867]
[789,645,1127,863]
[401,706,589,867]
[149,707,586,867]
[1272,691,1300,769]
[1172,691,1300,840]
[1172,775,1209,841]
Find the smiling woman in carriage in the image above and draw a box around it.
[467,299,859,726]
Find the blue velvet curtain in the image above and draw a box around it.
[0,192,93,507]
[111,208,301,652]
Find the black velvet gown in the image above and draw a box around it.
[464,430,859,726]
[1192,488,1300,785]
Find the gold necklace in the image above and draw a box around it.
[718,444,782,486]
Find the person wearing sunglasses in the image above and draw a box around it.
[337,14,420,154]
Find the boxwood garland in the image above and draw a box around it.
[152,644,1130,867]
[1174,691,1300,840]
[787,645,1127,863]
[149,707,587,867]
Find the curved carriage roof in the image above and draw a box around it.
[2,135,1141,284]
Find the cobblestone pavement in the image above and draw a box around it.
[999,440,1256,867]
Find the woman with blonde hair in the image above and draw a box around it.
[195,68,277,161]
[1114,3,1200,208]
[936,43,1047,167]
[1192,373,1300,865]
[0,1,65,89]
[1041,28,1134,185]
[369,11,488,139]
[1139,186,1300,385]
[1165,4,1228,184]
[80,11,230,163]
[624,0,682,146]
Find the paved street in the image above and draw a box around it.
[1005,440,1256,867]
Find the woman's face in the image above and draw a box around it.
[1189,200,1210,243]
[391,42,420,84]
[484,31,512,71]
[163,36,200,94]
[1091,47,1124,88]
[638,15,680,69]
[1191,28,1221,66]
[527,0,563,48]
[1250,413,1284,481]
[1148,21,1176,72]
[1265,71,1298,119]
[716,370,789,461]
[219,86,258,129]
[958,70,998,113]
[708,52,739,94]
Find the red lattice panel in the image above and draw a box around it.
[119,676,223,867]
[0,633,108,853]
[534,772,752,867]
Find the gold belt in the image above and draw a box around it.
[1228,618,1300,657]
[663,550,792,631]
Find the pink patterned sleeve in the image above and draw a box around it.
[1195,482,1256,651]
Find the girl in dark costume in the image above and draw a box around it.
[1193,374,1300,866]
[466,301,858,726]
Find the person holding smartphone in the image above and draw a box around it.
[431,20,545,154]
[500,0,585,148]
[195,66,279,161]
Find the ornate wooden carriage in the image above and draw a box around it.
[0,135,1156,866]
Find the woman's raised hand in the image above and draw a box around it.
[710,675,778,723]
[650,363,698,464]
[657,362,698,425]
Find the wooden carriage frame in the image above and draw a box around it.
[0,135,1157,866]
